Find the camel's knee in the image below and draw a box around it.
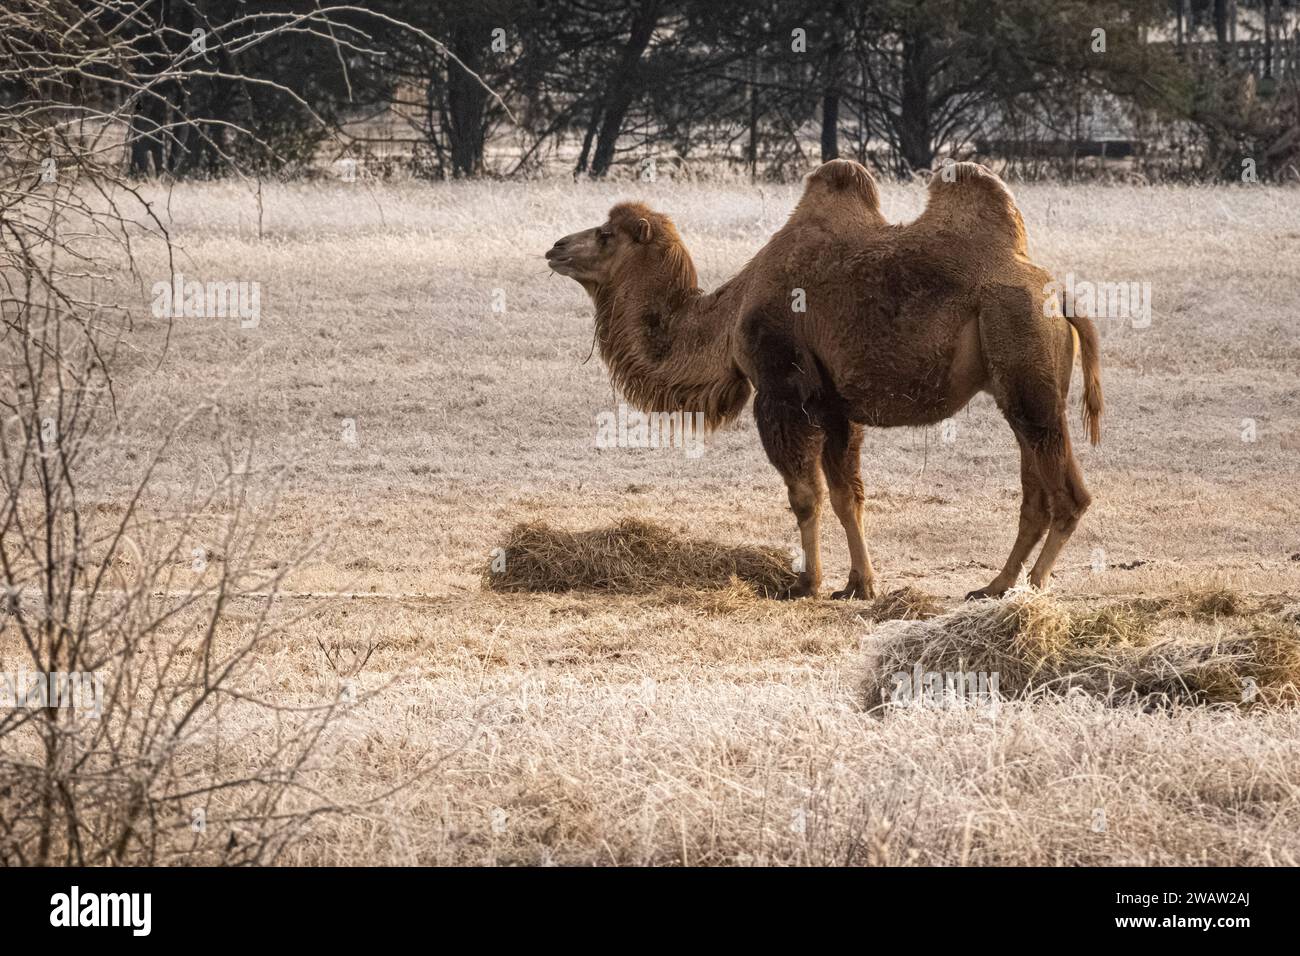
[1061,457,1092,521]
[787,482,822,523]
[1069,468,1092,513]
[1042,488,1071,520]
[1030,436,1092,529]
[1046,486,1088,532]
[1071,485,1092,519]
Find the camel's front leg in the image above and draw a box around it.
[822,418,876,600]
[754,391,824,599]
[784,473,824,598]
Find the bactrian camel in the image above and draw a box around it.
[544,160,1103,600]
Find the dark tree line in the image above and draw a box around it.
[92,0,1300,181]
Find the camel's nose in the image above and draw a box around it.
[545,237,570,260]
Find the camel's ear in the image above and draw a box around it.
[634,218,653,244]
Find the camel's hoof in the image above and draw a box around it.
[774,580,817,600]
[829,571,874,601]
[965,587,1004,601]
[831,580,874,601]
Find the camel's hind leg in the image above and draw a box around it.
[754,391,825,599]
[1026,424,1091,587]
[821,416,876,599]
[973,291,1092,597]
[970,417,1090,598]
[966,433,1049,600]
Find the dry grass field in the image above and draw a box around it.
[24,175,1300,865]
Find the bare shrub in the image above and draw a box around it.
[0,0,460,865]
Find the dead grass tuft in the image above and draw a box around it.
[1165,584,1245,619]
[483,519,798,596]
[863,586,944,622]
[858,587,1300,711]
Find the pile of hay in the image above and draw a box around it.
[862,586,944,623]
[483,519,798,596]
[857,586,1300,711]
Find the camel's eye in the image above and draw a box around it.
[597,228,613,242]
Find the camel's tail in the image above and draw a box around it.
[1065,312,1103,445]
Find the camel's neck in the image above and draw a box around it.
[589,260,750,430]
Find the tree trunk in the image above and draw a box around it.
[748,61,759,181]
[897,30,933,173]
[1264,0,1275,78]
[821,89,840,162]
[127,0,174,177]
[588,0,660,178]
[574,101,603,176]
[820,3,846,162]
[128,100,167,176]
[446,26,487,177]
[1214,0,1230,65]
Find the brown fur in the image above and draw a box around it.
[585,202,752,430]
[544,160,1103,600]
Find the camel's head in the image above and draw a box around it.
[545,202,694,292]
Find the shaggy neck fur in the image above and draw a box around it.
[589,229,750,431]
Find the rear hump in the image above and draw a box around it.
[918,162,1027,255]
[788,159,886,226]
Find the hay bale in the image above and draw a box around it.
[857,587,1300,712]
[483,518,798,596]
[857,588,1073,711]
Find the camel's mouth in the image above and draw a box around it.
[544,249,576,276]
